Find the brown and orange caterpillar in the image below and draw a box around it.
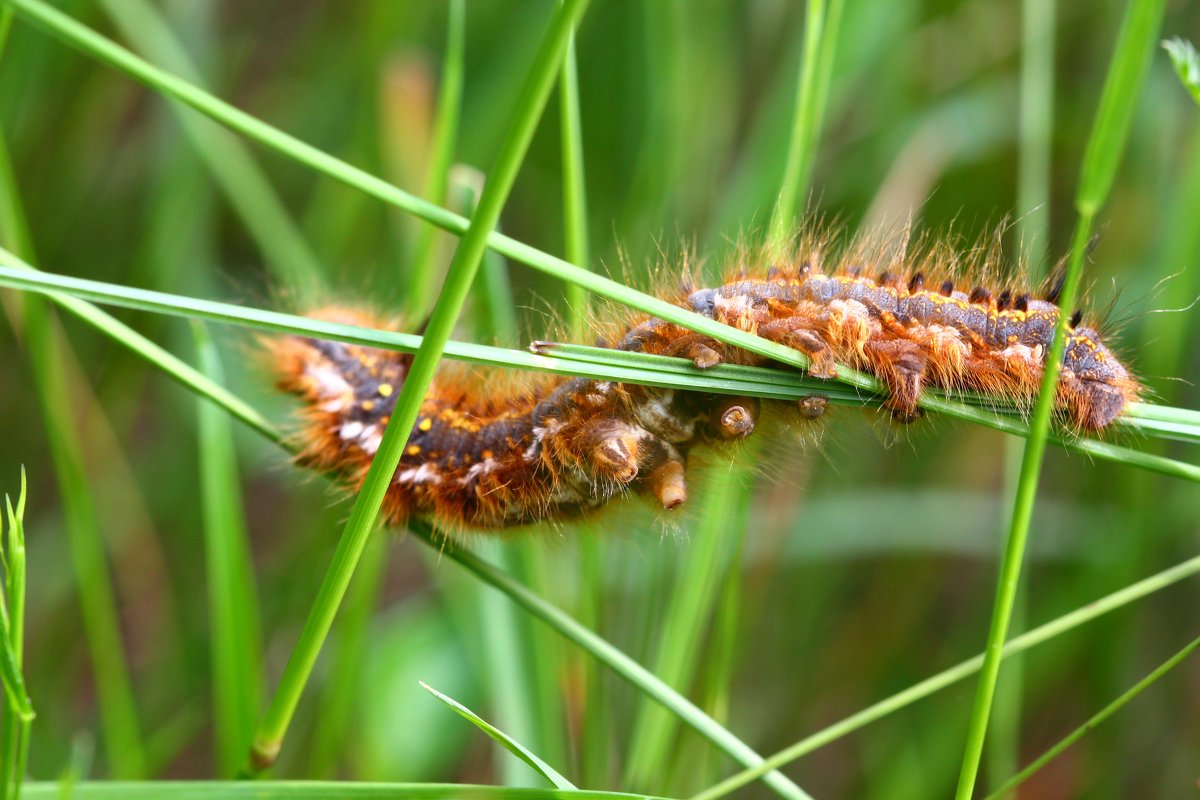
[270,240,1139,531]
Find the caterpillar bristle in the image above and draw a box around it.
[271,233,1142,531]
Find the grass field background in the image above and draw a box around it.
[1,1,1199,798]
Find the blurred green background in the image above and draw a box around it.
[1,1,1198,797]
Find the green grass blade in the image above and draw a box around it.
[0,492,31,723]
[2,259,1198,485]
[22,783,666,800]
[559,0,590,339]
[411,523,812,800]
[689,551,1200,800]
[990,0,1056,790]
[982,634,1200,800]
[953,1,1165,796]
[305,529,388,778]
[769,0,842,246]
[623,467,744,793]
[192,323,263,778]
[406,0,465,316]
[246,0,592,772]
[0,111,145,779]
[420,682,576,790]
[97,0,325,294]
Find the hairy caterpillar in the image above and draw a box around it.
[270,240,1139,530]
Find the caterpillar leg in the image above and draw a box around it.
[864,338,928,422]
[758,317,838,378]
[636,436,688,509]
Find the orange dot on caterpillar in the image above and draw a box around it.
[271,246,1140,530]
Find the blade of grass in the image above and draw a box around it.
[420,681,576,790]
[953,1,1165,796]
[97,0,325,295]
[768,0,843,247]
[305,528,388,778]
[622,467,746,793]
[689,551,1200,800]
[559,0,590,341]
[1,470,32,800]
[410,523,812,800]
[3,260,1198,486]
[982,633,1200,800]
[990,0,1056,791]
[556,18,607,775]
[246,0,592,772]
[192,322,263,778]
[22,783,667,800]
[0,113,145,780]
[405,0,464,317]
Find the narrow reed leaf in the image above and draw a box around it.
[411,524,813,800]
[192,323,263,778]
[420,681,576,790]
[1162,38,1200,106]
[247,0,591,772]
[623,468,744,792]
[97,0,326,295]
[0,115,145,779]
[690,552,1200,800]
[1,260,1197,483]
[559,0,590,339]
[982,634,1200,800]
[407,0,465,315]
[1075,0,1167,213]
[955,2,1165,796]
[21,783,665,800]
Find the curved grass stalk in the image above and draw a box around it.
[1,259,1197,486]
[953,1,1166,795]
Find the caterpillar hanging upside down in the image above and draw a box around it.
[271,240,1140,530]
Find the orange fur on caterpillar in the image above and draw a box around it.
[269,239,1140,530]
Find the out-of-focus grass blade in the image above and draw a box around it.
[406,0,464,316]
[411,523,811,800]
[192,323,263,778]
[0,110,145,779]
[23,783,666,800]
[689,551,1200,800]
[420,681,576,790]
[1162,38,1200,105]
[954,0,1166,795]
[97,0,325,295]
[623,467,743,792]
[982,634,1200,800]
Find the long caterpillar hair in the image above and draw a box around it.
[268,232,1140,532]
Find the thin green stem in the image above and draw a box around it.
[559,2,590,340]
[954,2,1166,795]
[246,0,592,771]
[689,552,1200,800]
[411,524,812,800]
[1,259,1197,484]
[193,323,263,778]
[406,0,465,317]
[97,0,325,295]
[982,634,1200,800]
